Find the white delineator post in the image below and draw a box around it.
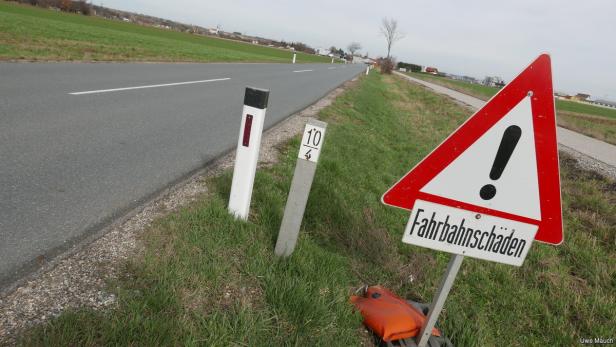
[228,87,270,220]
[292,53,297,64]
[365,66,369,75]
[275,119,327,257]
[331,57,334,64]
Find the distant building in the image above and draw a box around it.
[554,92,571,100]
[461,76,479,84]
[316,48,330,56]
[571,93,591,102]
[353,56,373,64]
[425,67,438,74]
[483,76,504,87]
[592,99,616,108]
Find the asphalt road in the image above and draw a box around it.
[395,72,616,168]
[0,62,364,289]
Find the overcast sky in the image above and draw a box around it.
[99,0,614,99]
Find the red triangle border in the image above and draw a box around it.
[382,54,563,245]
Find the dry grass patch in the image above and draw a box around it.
[558,111,616,145]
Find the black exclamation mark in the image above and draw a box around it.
[480,125,522,200]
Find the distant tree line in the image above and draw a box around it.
[8,0,92,15]
[328,46,344,57]
[326,46,355,61]
[347,42,361,56]
[275,41,315,54]
[292,42,316,54]
[397,62,422,72]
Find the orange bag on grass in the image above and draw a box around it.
[350,286,440,342]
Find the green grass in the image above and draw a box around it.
[410,72,499,100]
[409,72,616,145]
[410,72,616,118]
[556,99,616,120]
[19,73,616,346]
[0,1,333,63]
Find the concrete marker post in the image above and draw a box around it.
[228,87,270,220]
[292,53,297,64]
[275,119,327,257]
[417,254,464,347]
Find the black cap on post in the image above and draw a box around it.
[244,87,270,109]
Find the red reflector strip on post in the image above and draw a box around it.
[242,114,253,147]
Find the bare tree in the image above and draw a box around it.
[347,42,362,56]
[380,17,404,58]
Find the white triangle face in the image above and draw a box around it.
[420,96,541,221]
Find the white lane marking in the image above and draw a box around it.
[327,67,336,70]
[69,77,231,95]
[292,69,313,73]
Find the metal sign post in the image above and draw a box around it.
[417,254,464,347]
[275,119,327,257]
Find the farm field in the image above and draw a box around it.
[408,72,616,145]
[0,1,332,63]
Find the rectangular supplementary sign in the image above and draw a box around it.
[403,200,537,266]
[298,123,326,163]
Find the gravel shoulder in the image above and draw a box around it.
[0,77,358,345]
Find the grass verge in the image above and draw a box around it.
[19,72,616,346]
[408,72,616,145]
[0,1,332,64]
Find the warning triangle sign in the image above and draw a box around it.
[382,54,563,245]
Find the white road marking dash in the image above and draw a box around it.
[69,77,231,95]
